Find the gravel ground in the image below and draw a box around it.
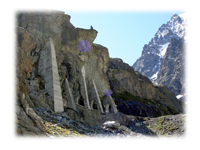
[33,107,185,138]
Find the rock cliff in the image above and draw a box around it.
[16,11,117,135]
[16,11,184,137]
[107,58,183,117]
[16,23,47,135]
[156,39,190,102]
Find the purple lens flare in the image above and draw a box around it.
[105,89,113,97]
[78,40,91,52]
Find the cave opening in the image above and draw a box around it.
[78,96,84,106]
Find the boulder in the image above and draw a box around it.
[103,121,120,129]
[102,112,130,126]
[118,125,130,133]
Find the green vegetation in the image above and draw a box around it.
[44,121,88,137]
[146,116,180,136]
[157,116,166,123]
[113,92,141,101]
[112,92,158,106]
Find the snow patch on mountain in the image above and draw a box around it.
[159,42,170,58]
[176,94,184,99]
[150,71,159,80]
[176,93,188,99]
[148,42,170,80]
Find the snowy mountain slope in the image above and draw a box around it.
[132,13,186,95]
[156,38,185,95]
[166,13,186,39]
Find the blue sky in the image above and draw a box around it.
[64,11,184,66]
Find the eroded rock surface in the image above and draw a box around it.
[107,58,184,116]
[11,25,46,142]
[156,38,185,95]
[16,10,112,135]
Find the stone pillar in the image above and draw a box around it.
[92,79,104,113]
[38,37,64,112]
[65,78,76,110]
[109,96,118,114]
[105,103,110,114]
[81,66,90,109]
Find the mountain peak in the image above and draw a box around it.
[171,13,179,18]
[171,14,182,23]
[172,13,178,16]
[133,13,186,91]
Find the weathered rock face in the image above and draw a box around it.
[108,59,167,100]
[11,25,46,141]
[108,58,153,97]
[156,38,185,95]
[16,11,184,136]
[17,10,111,109]
[107,69,159,100]
[16,11,114,135]
[107,58,184,116]
[154,84,184,113]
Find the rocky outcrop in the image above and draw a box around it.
[107,58,153,97]
[16,11,116,135]
[109,58,136,74]
[107,69,158,100]
[11,25,46,142]
[156,85,185,113]
[107,58,184,116]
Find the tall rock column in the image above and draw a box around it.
[92,79,104,113]
[80,66,90,109]
[65,78,76,110]
[109,96,118,114]
[38,37,64,112]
